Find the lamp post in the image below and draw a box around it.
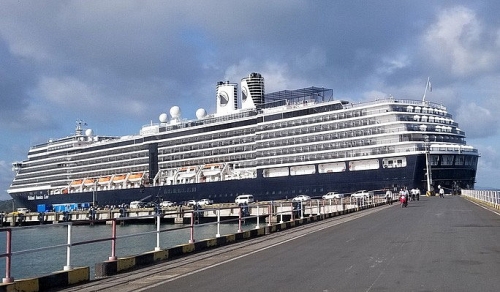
[424,135,433,196]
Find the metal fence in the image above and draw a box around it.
[461,189,500,207]
[0,196,389,283]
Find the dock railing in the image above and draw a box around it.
[461,189,500,208]
[0,197,384,283]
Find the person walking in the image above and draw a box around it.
[385,189,393,205]
[399,188,407,207]
[403,188,409,204]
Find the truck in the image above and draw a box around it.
[37,204,53,213]
[52,203,91,212]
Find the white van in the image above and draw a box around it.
[160,201,175,207]
[235,195,254,205]
[129,201,143,209]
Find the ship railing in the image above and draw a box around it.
[0,196,390,283]
[348,97,446,110]
[143,110,258,132]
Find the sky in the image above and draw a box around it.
[1,0,500,200]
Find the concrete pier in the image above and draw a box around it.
[0,200,359,226]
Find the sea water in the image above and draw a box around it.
[0,221,251,280]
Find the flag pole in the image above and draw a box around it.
[422,77,430,102]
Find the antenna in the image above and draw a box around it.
[75,119,87,136]
[422,77,431,102]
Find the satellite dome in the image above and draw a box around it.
[196,108,207,119]
[170,106,181,119]
[159,113,168,123]
[85,129,94,137]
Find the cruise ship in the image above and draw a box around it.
[8,73,479,210]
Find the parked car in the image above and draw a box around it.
[129,201,144,209]
[197,198,213,206]
[160,201,175,207]
[186,200,197,207]
[235,194,255,205]
[16,208,30,214]
[292,195,311,202]
[143,202,156,208]
[322,192,344,200]
[351,190,374,199]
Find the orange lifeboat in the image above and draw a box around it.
[70,179,83,186]
[98,176,111,184]
[203,163,222,169]
[129,173,143,179]
[112,174,126,183]
[83,178,96,185]
[128,173,143,181]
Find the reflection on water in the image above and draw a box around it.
[0,220,257,280]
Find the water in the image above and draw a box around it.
[0,220,254,280]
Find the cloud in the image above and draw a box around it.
[376,55,411,75]
[0,39,36,124]
[224,60,309,93]
[0,160,13,200]
[39,76,100,107]
[422,5,500,76]
[473,143,500,188]
[455,102,498,138]
[362,90,390,101]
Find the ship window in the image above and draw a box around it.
[442,155,454,166]
[430,155,439,166]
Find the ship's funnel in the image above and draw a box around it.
[241,72,264,109]
[216,81,238,115]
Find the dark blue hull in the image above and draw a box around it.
[10,154,477,210]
